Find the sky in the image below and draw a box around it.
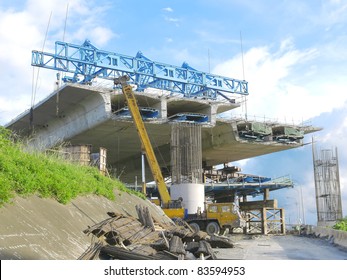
[0,0,346,225]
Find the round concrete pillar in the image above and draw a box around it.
[171,183,205,214]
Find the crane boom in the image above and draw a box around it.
[114,76,172,206]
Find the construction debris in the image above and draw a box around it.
[79,205,234,260]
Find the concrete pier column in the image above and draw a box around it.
[170,183,205,214]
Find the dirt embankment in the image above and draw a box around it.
[0,190,171,260]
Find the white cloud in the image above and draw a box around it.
[0,0,115,125]
[213,39,347,123]
[162,6,179,26]
[323,0,347,25]
[163,7,174,12]
[73,26,116,47]
[165,16,180,23]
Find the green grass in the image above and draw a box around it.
[333,217,347,232]
[0,126,145,206]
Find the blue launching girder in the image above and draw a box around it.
[31,40,248,99]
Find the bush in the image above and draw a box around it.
[333,217,347,231]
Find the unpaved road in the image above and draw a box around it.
[214,234,347,260]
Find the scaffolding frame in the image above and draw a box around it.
[244,208,286,235]
[312,144,343,223]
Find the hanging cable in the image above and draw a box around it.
[29,67,35,134]
[33,11,52,107]
[30,11,52,133]
[56,3,69,117]
[240,31,247,120]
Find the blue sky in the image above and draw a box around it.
[0,0,346,224]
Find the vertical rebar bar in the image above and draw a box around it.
[171,123,202,184]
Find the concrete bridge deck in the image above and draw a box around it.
[6,83,320,183]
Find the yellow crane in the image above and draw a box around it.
[114,75,185,218]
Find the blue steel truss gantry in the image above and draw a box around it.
[31,40,248,100]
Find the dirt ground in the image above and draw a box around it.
[214,234,347,260]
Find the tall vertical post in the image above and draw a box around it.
[263,188,270,201]
[141,149,146,195]
[312,140,343,226]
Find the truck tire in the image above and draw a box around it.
[206,222,220,235]
[189,222,200,233]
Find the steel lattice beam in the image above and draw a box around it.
[31,40,248,99]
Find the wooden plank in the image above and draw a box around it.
[129,227,156,243]
[262,208,267,234]
[78,241,103,260]
[83,217,120,236]
[280,208,286,234]
[151,237,169,251]
[117,225,143,240]
[140,231,162,244]
[135,205,155,229]
[240,199,278,211]
[99,147,107,175]
[111,216,139,228]
[115,220,143,233]
[130,244,157,256]
[136,205,146,225]
[143,206,155,229]
[169,235,185,255]
[100,245,156,260]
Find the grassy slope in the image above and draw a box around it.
[0,127,144,206]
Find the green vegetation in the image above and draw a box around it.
[0,126,144,206]
[333,217,347,232]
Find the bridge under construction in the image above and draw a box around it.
[5,40,322,235]
[7,40,319,183]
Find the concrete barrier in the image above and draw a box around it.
[306,225,347,249]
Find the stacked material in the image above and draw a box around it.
[79,205,234,260]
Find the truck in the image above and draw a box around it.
[186,202,245,235]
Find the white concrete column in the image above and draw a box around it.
[170,183,205,214]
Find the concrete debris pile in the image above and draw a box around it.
[79,205,234,260]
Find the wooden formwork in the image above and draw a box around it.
[244,208,285,235]
[98,147,107,175]
[61,145,108,175]
[61,144,91,165]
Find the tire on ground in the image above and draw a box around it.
[206,221,220,235]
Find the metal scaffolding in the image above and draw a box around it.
[312,144,343,224]
[170,123,202,184]
[31,40,248,99]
